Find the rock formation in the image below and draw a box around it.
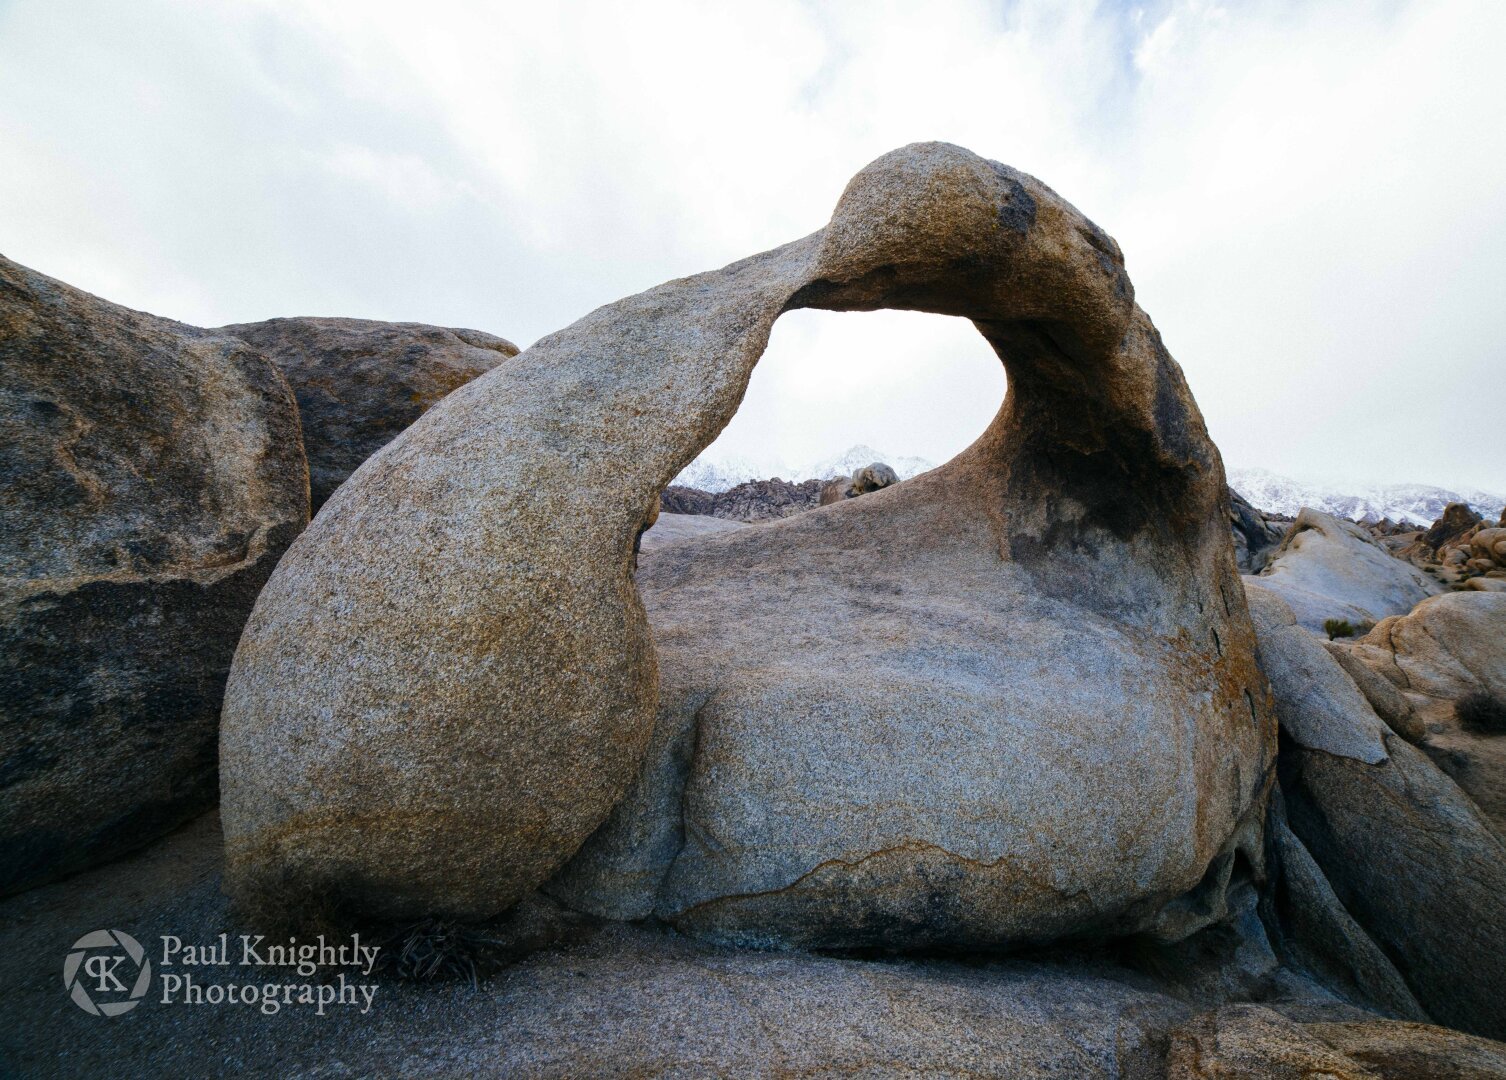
[678,476,825,521]
[1230,489,1285,573]
[0,255,308,895]
[221,317,518,511]
[818,460,901,506]
[1422,500,1483,552]
[851,461,900,493]
[1346,592,1506,831]
[1472,526,1506,568]
[1247,584,1506,1039]
[219,143,1275,944]
[1251,508,1441,633]
[5,809,1504,1075]
[638,512,747,555]
[1279,724,1506,1039]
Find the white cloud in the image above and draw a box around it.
[0,0,1501,491]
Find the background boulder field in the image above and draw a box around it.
[1248,508,1442,632]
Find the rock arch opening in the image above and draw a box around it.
[674,307,1007,498]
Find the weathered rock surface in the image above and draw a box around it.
[1251,508,1442,633]
[222,143,1275,936]
[1251,583,1506,1038]
[638,512,747,554]
[1346,592,1506,829]
[818,460,901,506]
[1348,593,1506,713]
[1473,527,1506,567]
[1319,639,1424,744]
[1263,793,1426,1023]
[547,147,1277,949]
[818,474,852,505]
[1243,583,1391,762]
[0,254,308,896]
[0,812,1198,1077]
[1165,1004,1506,1079]
[1281,724,1506,1039]
[1230,489,1286,574]
[221,317,517,511]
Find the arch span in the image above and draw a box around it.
[220,143,1274,944]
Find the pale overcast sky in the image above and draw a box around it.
[1,1,1502,491]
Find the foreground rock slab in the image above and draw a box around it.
[1166,1004,1506,1079]
[8,817,1506,1077]
[0,814,1188,1078]
[0,255,307,895]
[222,317,518,511]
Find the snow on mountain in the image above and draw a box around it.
[810,444,937,481]
[671,454,785,492]
[673,444,938,492]
[1228,467,1505,527]
[673,454,1504,525]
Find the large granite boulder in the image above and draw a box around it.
[0,255,308,895]
[1251,508,1441,633]
[1422,500,1483,552]
[221,317,518,511]
[1250,582,1506,1038]
[1279,709,1506,1039]
[1346,592,1506,831]
[221,143,1275,939]
[1347,593,1506,714]
[1243,583,1393,761]
[1472,526,1506,568]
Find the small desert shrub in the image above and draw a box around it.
[1456,690,1506,735]
[379,918,512,988]
[1324,618,1357,640]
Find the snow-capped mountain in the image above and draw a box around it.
[673,445,938,492]
[1228,468,1505,527]
[671,454,785,492]
[674,454,1503,526]
[810,444,936,482]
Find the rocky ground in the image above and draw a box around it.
[9,811,1506,1078]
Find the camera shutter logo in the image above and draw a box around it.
[63,930,152,1016]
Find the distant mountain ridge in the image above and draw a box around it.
[675,450,1504,527]
[673,444,938,491]
[1227,468,1505,527]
